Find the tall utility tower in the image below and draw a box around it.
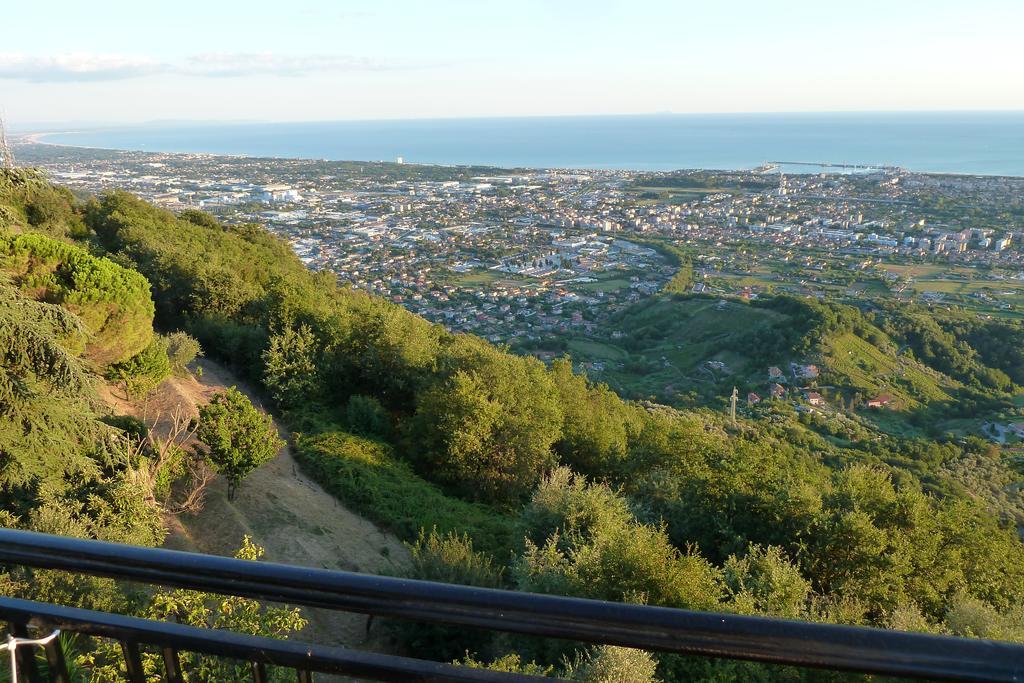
[730,386,738,424]
[0,114,15,169]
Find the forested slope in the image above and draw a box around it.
[1,169,1023,681]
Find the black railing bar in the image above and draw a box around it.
[0,597,557,683]
[0,530,1022,681]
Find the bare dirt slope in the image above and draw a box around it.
[101,358,411,649]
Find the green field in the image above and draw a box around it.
[577,277,630,293]
[567,338,629,360]
[449,269,503,287]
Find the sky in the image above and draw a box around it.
[2,0,1022,128]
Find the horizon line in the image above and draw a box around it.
[11,108,1024,131]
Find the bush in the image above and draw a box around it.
[722,545,811,619]
[456,654,551,676]
[105,336,171,398]
[515,471,723,613]
[564,645,660,683]
[390,529,504,660]
[346,394,391,438]
[165,331,203,374]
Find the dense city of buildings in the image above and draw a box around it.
[15,142,1024,348]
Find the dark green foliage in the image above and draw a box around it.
[0,281,164,614]
[346,394,391,438]
[456,654,552,677]
[876,303,1013,391]
[0,281,96,487]
[85,190,300,360]
[514,469,723,612]
[262,324,321,408]
[412,336,563,505]
[743,295,874,362]
[722,545,812,619]
[642,240,693,294]
[196,388,283,500]
[934,315,1024,386]
[0,168,84,238]
[549,358,637,479]
[177,209,222,230]
[563,646,660,683]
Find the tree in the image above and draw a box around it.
[262,324,320,408]
[346,394,391,437]
[196,388,283,500]
[413,339,562,505]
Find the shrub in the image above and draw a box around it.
[390,529,504,660]
[105,336,171,398]
[165,331,203,374]
[346,394,391,438]
[0,230,155,364]
[564,645,660,683]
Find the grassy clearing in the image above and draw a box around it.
[577,277,630,292]
[296,431,518,558]
[450,270,502,287]
[568,338,629,361]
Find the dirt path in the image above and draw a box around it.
[102,358,411,649]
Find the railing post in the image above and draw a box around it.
[9,621,42,683]
[42,634,70,683]
[161,647,184,683]
[251,661,268,683]
[120,640,145,683]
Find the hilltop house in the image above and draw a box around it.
[747,392,762,405]
[768,366,785,382]
[1010,423,1024,439]
[768,383,787,399]
[804,391,826,406]
[866,394,894,409]
[792,363,820,380]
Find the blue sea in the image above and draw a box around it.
[40,112,1024,176]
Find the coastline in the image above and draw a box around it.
[19,121,1024,179]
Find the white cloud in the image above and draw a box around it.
[181,53,390,78]
[0,52,395,83]
[0,52,168,82]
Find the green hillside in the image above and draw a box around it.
[561,292,1021,440]
[1,168,1023,679]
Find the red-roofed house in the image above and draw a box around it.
[804,391,826,406]
[866,394,895,409]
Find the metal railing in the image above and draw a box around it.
[0,528,1022,682]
